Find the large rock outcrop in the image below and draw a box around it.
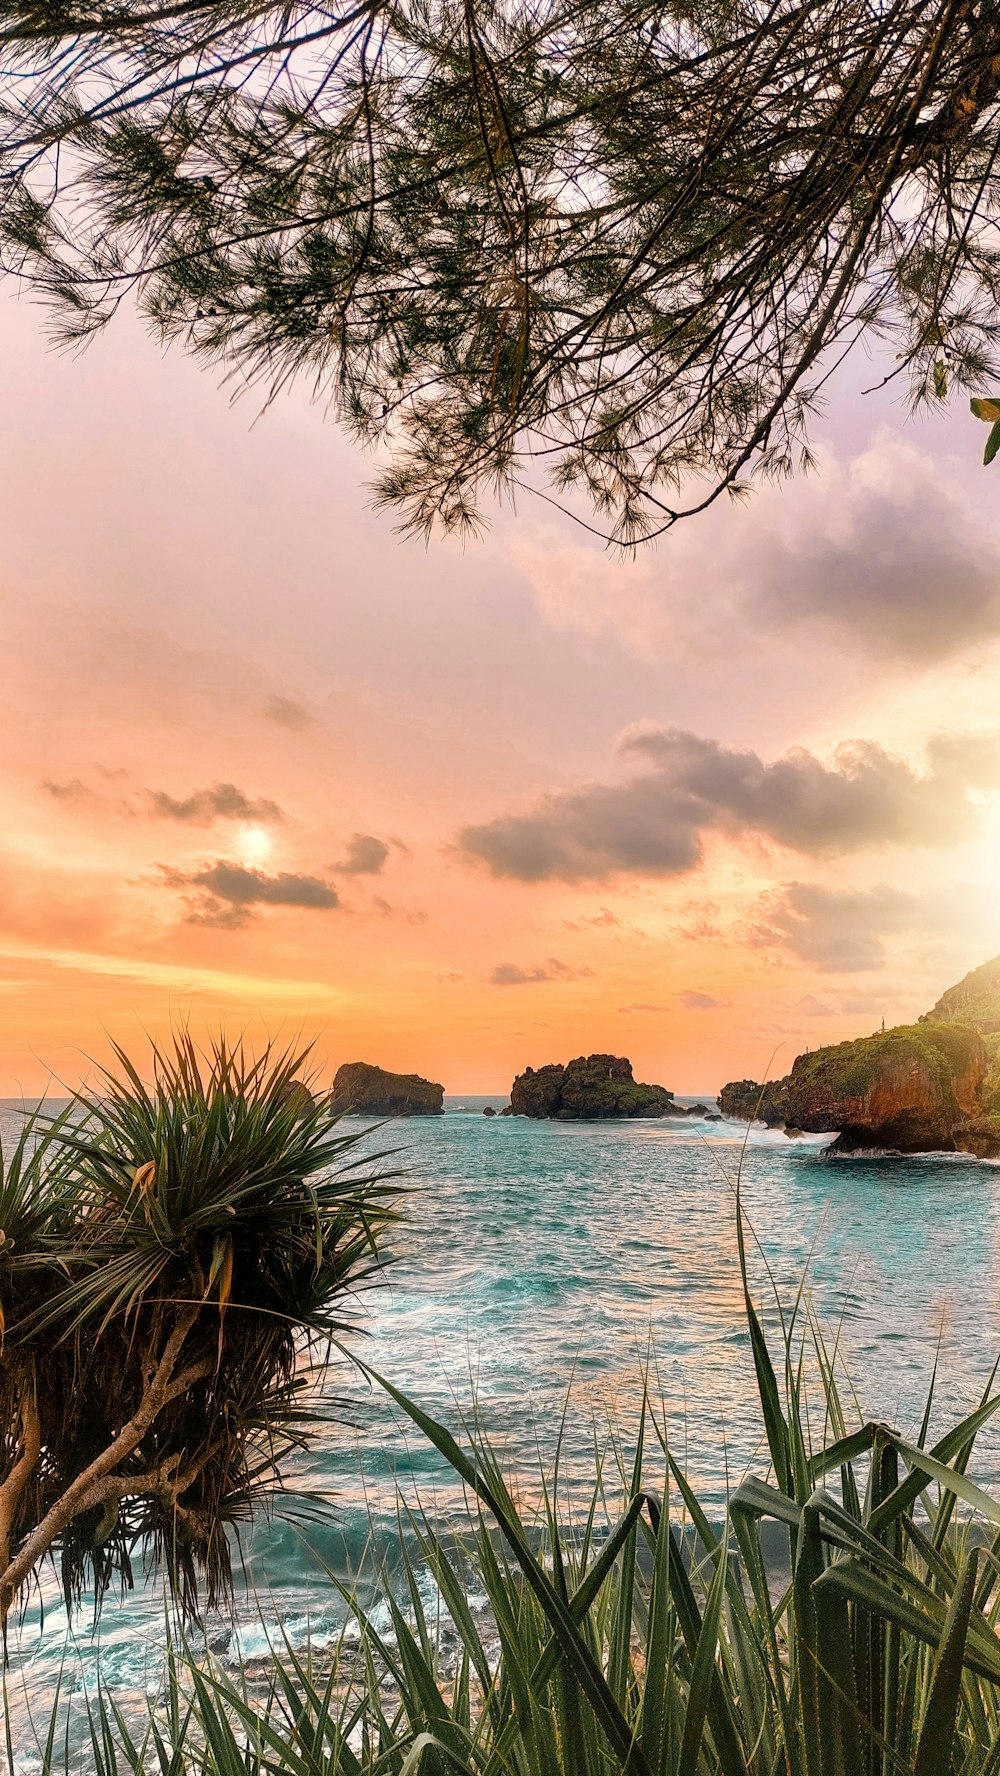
[331,1062,444,1117]
[717,1079,785,1127]
[278,1078,317,1118]
[509,1054,681,1119]
[719,959,1000,1153]
[778,1024,985,1154]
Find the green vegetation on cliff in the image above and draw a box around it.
[786,1020,981,1102]
[924,952,1000,1034]
[720,952,1000,1153]
[721,1012,990,1153]
[780,1020,984,1152]
[923,954,1000,1110]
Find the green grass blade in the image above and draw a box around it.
[677,1523,730,1776]
[913,1548,979,1776]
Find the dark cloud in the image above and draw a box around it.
[42,778,92,802]
[753,448,1000,662]
[749,882,917,973]
[372,895,427,923]
[489,958,594,986]
[335,833,390,876]
[149,782,284,825]
[677,989,730,1011]
[459,728,1000,885]
[263,695,313,730]
[162,860,339,927]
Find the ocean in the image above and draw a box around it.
[5,1096,1000,1749]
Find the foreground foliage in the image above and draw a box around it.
[59,1189,1000,1775]
[4,0,1000,540]
[0,1035,397,1629]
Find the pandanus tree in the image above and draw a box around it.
[0,1036,397,1631]
[5,0,1000,541]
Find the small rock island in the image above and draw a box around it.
[507,1053,686,1120]
[718,952,1000,1155]
[331,1061,445,1117]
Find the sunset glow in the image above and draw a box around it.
[2,292,999,1098]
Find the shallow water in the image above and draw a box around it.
[5,1096,1000,1742]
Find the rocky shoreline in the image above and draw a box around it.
[717,953,1000,1157]
[320,955,1000,1155]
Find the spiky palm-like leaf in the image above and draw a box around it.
[0,1034,399,1625]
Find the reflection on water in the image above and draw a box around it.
[5,1097,1000,1735]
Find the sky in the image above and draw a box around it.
[1,289,999,1096]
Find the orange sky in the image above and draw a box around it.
[1,290,999,1096]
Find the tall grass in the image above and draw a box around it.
[24,1189,1000,1775]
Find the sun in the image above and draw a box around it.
[236,824,274,867]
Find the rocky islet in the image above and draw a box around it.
[330,1061,445,1116]
[506,1053,691,1120]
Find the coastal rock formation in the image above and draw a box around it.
[278,1078,316,1118]
[779,1024,985,1154]
[720,1012,990,1155]
[717,1079,785,1127]
[953,1115,1000,1160]
[509,1054,680,1120]
[331,1061,444,1117]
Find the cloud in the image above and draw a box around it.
[749,882,917,973]
[263,695,313,730]
[797,989,889,1017]
[149,782,284,824]
[752,437,1000,664]
[747,879,1000,980]
[620,1001,668,1013]
[564,906,622,929]
[509,437,1000,669]
[42,778,93,803]
[335,833,390,876]
[562,905,648,937]
[797,994,838,1017]
[372,895,427,923]
[677,989,730,1011]
[459,728,1000,884]
[489,957,594,986]
[162,859,340,927]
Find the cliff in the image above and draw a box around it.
[922,953,1000,1035]
[922,952,1000,1112]
[719,957,1000,1153]
[778,1023,985,1153]
[331,1061,444,1117]
[509,1054,680,1119]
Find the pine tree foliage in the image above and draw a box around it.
[3,0,1000,540]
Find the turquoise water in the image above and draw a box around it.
[6,1097,1000,1738]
